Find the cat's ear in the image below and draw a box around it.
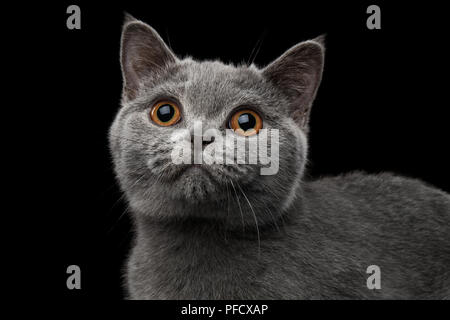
[120,15,177,100]
[262,36,325,129]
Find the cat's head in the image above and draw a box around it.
[109,16,324,227]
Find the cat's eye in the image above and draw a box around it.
[150,101,181,126]
[229,109,263,136]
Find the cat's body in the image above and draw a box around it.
[110,16,450,299]
[127,172,450,299]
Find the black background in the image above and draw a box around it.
[16,1,449,302]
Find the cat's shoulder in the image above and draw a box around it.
[303,171,450,225]
[308,171,449,200]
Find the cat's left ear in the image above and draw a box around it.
[262,36,325,129]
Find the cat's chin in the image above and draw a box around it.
[146,163,257,204]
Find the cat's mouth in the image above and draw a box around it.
[147,161,255,193]
[171,164,218,182]
[162,164,226,202]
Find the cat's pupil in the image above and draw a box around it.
[238,113,256,131]
[157,104,175,122]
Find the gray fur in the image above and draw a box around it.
[109,17,450,299]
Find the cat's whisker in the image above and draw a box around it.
[109,191,128,213]
[229,178,245,235]
[265,207,281,233]
[109,171,147,214]
[105,164,148,213]
[141,165,170,197]
[131,173,147,188]
[247,29,267,66]
[236,180,261,257]
[261,184,287,230]
[260,184,287,224]
[223,180,231,243]
[155,162,175,182]
[107,203,131,234]
[165,28,173,52]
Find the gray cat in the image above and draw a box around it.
[109,15,450,299]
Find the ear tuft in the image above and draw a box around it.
[312,34,326,49]
[123,12,138,25]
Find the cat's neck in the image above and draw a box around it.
[127,197,305,299]
[136,214,264,244]
[129,210,295,299]
[130,181,306,261]
[132,198,299,254]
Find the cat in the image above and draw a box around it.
[109,15,450,299]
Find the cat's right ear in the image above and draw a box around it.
[120,15,177,101]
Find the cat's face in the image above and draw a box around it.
[109,16,324,226]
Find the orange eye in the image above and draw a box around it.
[229,109,263,136]
[150,101,181,126]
